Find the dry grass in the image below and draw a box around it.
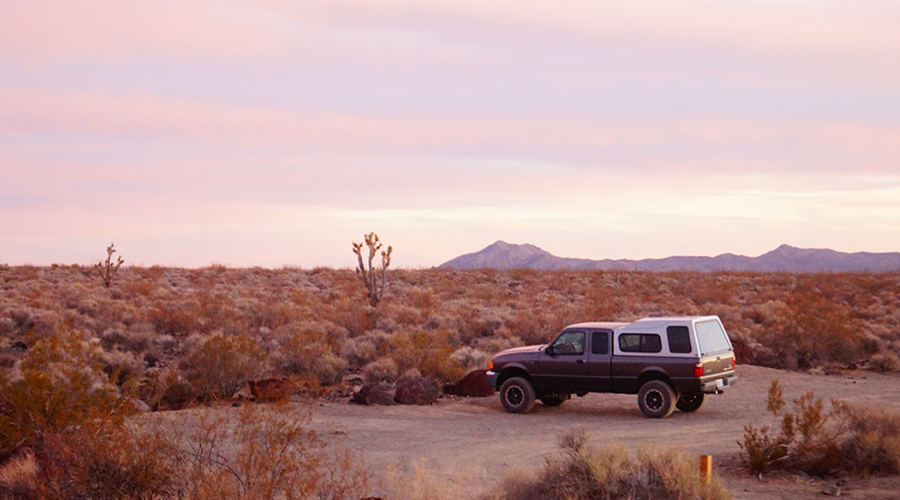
[484,429,732,500]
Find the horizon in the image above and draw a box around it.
[5,241,897,270]
[3,1,899,268]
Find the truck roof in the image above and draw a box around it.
[565,316,721,332]
[564,321,630,330]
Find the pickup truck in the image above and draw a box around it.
[486,316,737,418]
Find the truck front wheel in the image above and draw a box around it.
[637,380,676,418]
[500,377,536,414]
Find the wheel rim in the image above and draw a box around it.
[506,386,524,406]
[645,390,663,411]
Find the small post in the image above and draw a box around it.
[700,455,712,484]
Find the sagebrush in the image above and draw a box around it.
[739,380,900,476]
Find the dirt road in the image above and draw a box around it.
[308,365,900,499]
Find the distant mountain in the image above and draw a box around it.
[439,241,900,273]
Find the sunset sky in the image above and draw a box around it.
[2,0,898,268]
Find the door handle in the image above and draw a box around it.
[576,359,585,364]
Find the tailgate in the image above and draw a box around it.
[701,353,734,377]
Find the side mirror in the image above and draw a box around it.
[546,345,556,356]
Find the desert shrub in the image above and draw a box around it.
[30,419,176,500]
[389,330,465,383]
[100,326,129,350]
[869,351,900,373]
[840,407,900,475]
[341,336,378,369]
[381,459,469,500]
[180,334,268,401]
[314,352,349,385]
[100,349,146,387]
[740,380,900,476]
[0,450,38,497]
[140,368,199,411]
[451,346,491,372]
[488,429,731,500]
[398,367,422,381]
[363,357,399,383]
[0,317,16,335]
[0,327,130,454]
[756,293,870,370]
[275,333,328,376]
[155,405,371,500]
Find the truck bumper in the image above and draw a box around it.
[701,374,737,394]
[486,371,500,390]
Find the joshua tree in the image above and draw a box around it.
[96,243,124,288]
[352,232,392,307]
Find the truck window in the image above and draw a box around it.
[618,333,662,353]
[695,320,731,355]
[666,326,692,353]
[551,331,585,355]
[591,331,609,355]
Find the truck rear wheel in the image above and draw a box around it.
[676,393,706,413]
[500,377,535,414]
[637,380,676,418]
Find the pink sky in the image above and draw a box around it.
[2,0,899,267]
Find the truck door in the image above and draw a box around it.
[585,330,613,391]
[531,330,590,391]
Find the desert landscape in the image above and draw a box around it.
[2,264,900,498]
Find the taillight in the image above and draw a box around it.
[693,362,704,377]
[489,360,494,370]
[732,357,736,369]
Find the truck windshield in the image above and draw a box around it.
[695,320,731,355]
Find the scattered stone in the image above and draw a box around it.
[395,377,439,405]
[131,399,150,412]
[352,382,396,406]
[443,369,494,397]
[248,378,299,403]
[342,373,365,390]
[821,483,841,496]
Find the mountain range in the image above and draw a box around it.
[438,241,900,273]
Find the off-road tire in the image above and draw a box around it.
[676,393,706,413]
[500,377,536,414]
[637,380,676,418]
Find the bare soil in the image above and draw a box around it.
[305,365,900,499]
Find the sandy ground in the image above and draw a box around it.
[304,365,900,499]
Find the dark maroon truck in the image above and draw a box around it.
[486,316,737,418]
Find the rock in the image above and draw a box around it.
[248,378,299,403]
[395,377,439,405]
[443,369,494,397]
[131,399,151,412]
[342,373,365,389]
[352,382,396,406]
[821,483,841,496]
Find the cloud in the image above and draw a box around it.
[0,0,291,64]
